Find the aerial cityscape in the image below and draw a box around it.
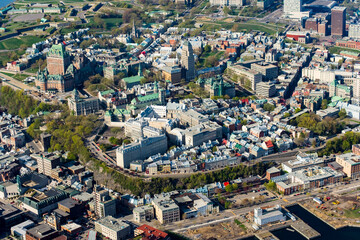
[0,0,360,239]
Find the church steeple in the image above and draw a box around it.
[138,63,143,77]
[132,19,137,38]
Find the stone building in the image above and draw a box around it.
[36,44,95,92]
[196,75,235,98]
[68,89,100,116]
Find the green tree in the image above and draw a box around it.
[338,108,347,119]
[225,184,234,192]
[321,99,328,110]
[264,180,277,192]
[263,103,275,112]
[284,112,291,118]
[204,45,211,52]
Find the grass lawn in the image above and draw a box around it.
[25,68,39,74]
[13,74,29,81]
[344,209,360,218]
[329,46,360,55]
[0,72,15,78]
[60,28,78,35]
[0,36,46,50]
[200,20,280,35]
[0,72,29,81]
[103,18,123,29]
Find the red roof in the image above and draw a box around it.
[222,139,227,145]
[224,182,230,187]
[265,140,274,148]
[136,224,168,240]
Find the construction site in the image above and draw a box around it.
[185,217,251,240]
[302,193,360,228]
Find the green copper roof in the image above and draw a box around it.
[100,89,115,95]
[114,108,131,115]
[48,44,69,58]
[131,93,159,104]
[123,75,142,84]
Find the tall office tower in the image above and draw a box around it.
[181,41,196,81]
[284,0,302,15]
[331,7,346,36]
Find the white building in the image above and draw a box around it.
[283,0,310,19]
[349,24,360,39]
[254,205,286,226]
[209,0,244,6]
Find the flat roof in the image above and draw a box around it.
[96,216,130,232]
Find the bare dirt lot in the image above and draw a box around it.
[302,194,360,228]
[186,218,250,240]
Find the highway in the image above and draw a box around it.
[85,139,117,167]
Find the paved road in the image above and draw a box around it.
[166,194,310,233]
[0,72,37,91]
[165,180,360,233]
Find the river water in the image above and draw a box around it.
[242,204,360,240]
[0,0,15,9]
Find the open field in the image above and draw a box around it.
[198,19,284,35]
[0,36,46,50]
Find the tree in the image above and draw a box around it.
[205,55,218,68]
[204,45,211,52]
[225,184,234,192]
[295,108,302,113]
[263,103,275,112]
[264,180,277,192]
[338,108,347,119]
[284,112,291,118]
[321,99,328,110]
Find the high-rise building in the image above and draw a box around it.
[33,153,61,177]
[352,78,360,99]
[93,186,116,218]
[349,24,360,39]
[181,41,196,81]
[209,0,244,6]
[331,7,346,36]
[284,0,302,15]
[256,82,277,97]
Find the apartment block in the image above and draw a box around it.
[152,196,180,224]
[133,205,154,223]
[33,153,60,177]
